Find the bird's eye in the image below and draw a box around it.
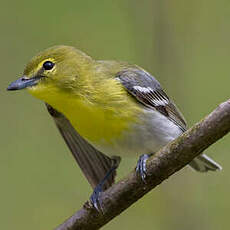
[43,61,55,70]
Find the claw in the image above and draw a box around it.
[136,154,151,182]
[90,185,103,211]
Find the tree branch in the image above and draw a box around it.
[55,100,230,230]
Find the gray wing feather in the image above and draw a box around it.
[46,104,120,190]
[116,68,187,131]
[116,68,222,172]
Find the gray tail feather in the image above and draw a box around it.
[189,154,222,172]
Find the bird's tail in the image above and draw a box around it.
[189,154,222,172]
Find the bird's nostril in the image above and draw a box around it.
[21,77,29,81]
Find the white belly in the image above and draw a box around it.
[91,108,183,157]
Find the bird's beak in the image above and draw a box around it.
[7,76,43,91]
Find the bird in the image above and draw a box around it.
[7,45,222,210]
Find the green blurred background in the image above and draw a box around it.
[1,0,229,229]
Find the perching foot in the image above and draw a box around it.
[90,165,117,211]
[136,154,152,182]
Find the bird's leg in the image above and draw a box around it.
[136,153,153,182]
[90,165,117,212]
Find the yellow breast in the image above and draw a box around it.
[60,97,136,143]
[29,83,142,143]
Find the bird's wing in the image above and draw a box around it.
[116,68,187,132]
[45,104,120,190]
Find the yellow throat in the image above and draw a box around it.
[28,64,142,144]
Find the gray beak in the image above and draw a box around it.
[7,76,43,91]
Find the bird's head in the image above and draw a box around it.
[7,45,93,99]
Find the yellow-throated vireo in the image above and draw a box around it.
[8,46,222,210]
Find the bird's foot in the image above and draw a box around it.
[136,154,152,182]
[90,184,103,212]
[89,165,117,212]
